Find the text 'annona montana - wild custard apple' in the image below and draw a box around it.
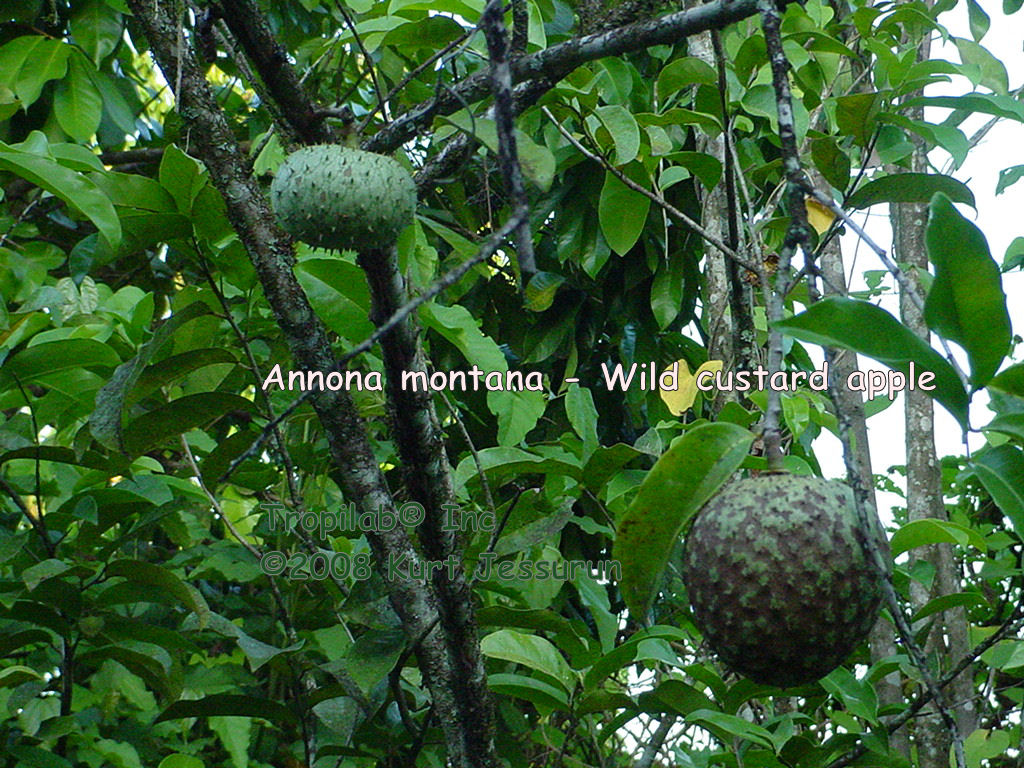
[270,145,416,251]
[682,474,889,688]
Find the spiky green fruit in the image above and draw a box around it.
[682,474,888,687]
[270,145,415,251]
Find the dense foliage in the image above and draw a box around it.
[1,0,1022,766]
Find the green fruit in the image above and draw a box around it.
[270,145,416,251]
[682,474,888,687]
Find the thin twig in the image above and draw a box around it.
[757,0,810,470]
[218,207,529,486]
[481,0,537,283]
[541,107,758,273]
[801,185,971,390]
[334,0,388,124]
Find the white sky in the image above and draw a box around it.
[814,0,1024,522]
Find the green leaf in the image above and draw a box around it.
[5,747,71,768]
[639,678,714,716]
[22,559,71,591]
[971,445,1024,536]
[821,667,878,724]
[982,413,1024,443]
[662,151,722,190]
[924,193,1011,388]
[54,53,103,142]
[14,37,69,107]
[953,37,1008,94]
[295,258,374,341]
[846,173,975,209]
[996,165,1024,196]
[158,756,204,768]
[201,612,304,672]
[687,709,775,749]
[0,140,121,250]
[964,729,1012,768]
[419,302,546,446]
[0,446,117,473]
[480,629,575,690]
[774,297,969,429]
[595,105,641,166]
[966,0,990,40]
[106,559,210,627]
[438,114,555,190]
[890,518,987,557]
[904,94,1024,123]
[524,271,565,312]
[655,57,717,104]
[155,694,299,728]
[123,393,258,456]
[811,137,851,191]
[835,92,881,145]
[911,592,989,622]
[565,384,599,459]
[71,0,124,63]
[613,422,754,617]
[599,166,650,255]
[0,338,120,388]
[988,363,1024,398]
[90,301,212,451]
[487,672,569,710]
[160,144,207,214]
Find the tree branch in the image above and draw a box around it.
[124,3,492,765]
[216,0,335,144]
[365,0,795,155]
[481,0,537,283]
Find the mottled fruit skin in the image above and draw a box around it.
[682,474,888,687]
[270,145,416,251]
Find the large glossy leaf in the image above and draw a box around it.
[971,445,1024,536]
[774,297,969,429]
[890,518,987,557]
[903,93,1024,123]
[595,105,641,166]
[599,166,651,256]
[90,301,212,451]
[106,559,210,626]
[846,173,974,209]
[613,422,753,618]
[155,695,298,727]
[0,339,120,388]
[487,672,569,710]
[988,363,1024,398]
[54,53,102,142]
[123,393,258,456]
[0,140,120,250]
[70,0,123,64]
[480,629,575,691]
[924,193,1011,387]
[420,302,545,445]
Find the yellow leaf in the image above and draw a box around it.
[805,198,836,235]
[660,359,723,416]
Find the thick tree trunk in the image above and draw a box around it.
[892,10,977,757]
[813,218,911,758]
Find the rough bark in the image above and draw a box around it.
[687,28,736,412]
[890,5,976,762]
[124,3,497,765]
[814,203,910,758]
[895,188,977,764]
[365,0,799,156]
[357,246,497,763]
[216,0,336,144]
